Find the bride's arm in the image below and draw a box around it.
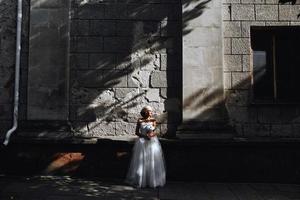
[135,119,141,136]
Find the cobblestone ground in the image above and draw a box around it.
[0,175,300,200]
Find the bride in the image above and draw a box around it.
[126,106,166,188]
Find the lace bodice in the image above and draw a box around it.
[140,121,155,135]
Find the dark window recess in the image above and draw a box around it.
[251,26,300,103]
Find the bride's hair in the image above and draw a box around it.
[140,106,153,118]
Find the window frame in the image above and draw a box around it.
[250,26,300,105]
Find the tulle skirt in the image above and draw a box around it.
[126,136,166,188]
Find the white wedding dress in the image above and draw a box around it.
[126,122,166,188]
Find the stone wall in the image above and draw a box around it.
[0,1,29,139]
[2,0,300,140]
[69,0,182,137]
[223,0,300,137]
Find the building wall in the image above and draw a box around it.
[223,0,300,137]
[0,0,29,139]
[1,0,300,139]
[69,0,181,137]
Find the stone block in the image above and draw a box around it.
[103,37,132,53]
[279,5,300,21]
[242,55,250,72]
[290,22,300,25]
[70,20,89,36]
[265,22,290,26]
[104,4,127,19]
[70,53,89,69]
[265,0,278,3]
[223,21,241,37]
[279,107,299,123]
[127,4,154,20]
[101,70,128,87]
[227,106,249,123]
[292,124,300,137]
[128,70,150,88]
[76,69,127,88]
[0,67,13,87]
[224,55,242,72]
[231,72,251,89]
[116,21,135,36]
[115,122,136,136]
[160,54,168,71]
[223,4,231,21]
[116,21,160,37]
[243,123,270,137]
[234,123,244,136]
[116,54,132,70]
[270,124,293,137]
[232,38,250,54]
[115,88,136,99]
[75,37,103,52]
[0,104,12,120]
[145,88,160,102]
[241,0,264,3]
[232,4,255,21]
[256,5,278,21]
[225,90,250,106]
[160,88,168,99]
[74,101,116,122]
[89,53,116,69]
[150,71,167,87]
[71,122,89,136]
[88,121,116,136]
[141,54,160,71]
[0,121,11,139]
[257,107,281,123]
[92,89,115,106]
[143,22,161,37]
[223,72,232,90]
[71,87,107,104]
[0,88,12,104]
[90,20,116,36]
[77,4,105,19]
[38,0,66,8]
[223,38,231,55]
[223,0,240,3]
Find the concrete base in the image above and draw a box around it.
[1,137,300,183]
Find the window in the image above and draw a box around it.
[251,26,300,103]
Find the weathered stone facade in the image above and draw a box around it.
[223,0,300,137]
[69,0,181,137]
[1,0,300,140]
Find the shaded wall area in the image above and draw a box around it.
[0,1,29,140]
[27,0,70,120]
[69,0,182,137]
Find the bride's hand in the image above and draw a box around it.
[147,131,156,138]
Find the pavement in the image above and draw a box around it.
[1,175,300,200]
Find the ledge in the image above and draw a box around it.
[5,133,300,147]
